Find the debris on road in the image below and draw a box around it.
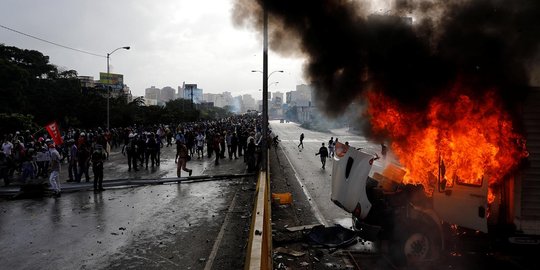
[274,247,306,257]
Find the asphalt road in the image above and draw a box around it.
[269,120,385,227]
[0,144,256,270]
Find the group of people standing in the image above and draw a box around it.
[1,129,110,196]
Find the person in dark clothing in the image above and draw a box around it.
[145,133,158,168]
[91,144,107,192]
[316,142,329,169]
[298,133,304,149]
[246,138,256,172]
[77,143,91,182]
[230,132,238,160]
[213,134,221,165]
[137,135,146,168]
[67,139,78,182]
[219,133,226,158]
[238,132,246,157]
[122,134,138,171]
[206,132,214,158]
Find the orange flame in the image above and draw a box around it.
[366,84,527,203]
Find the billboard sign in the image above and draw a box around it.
[100,72,124,90]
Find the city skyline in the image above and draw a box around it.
[0,0,306,97]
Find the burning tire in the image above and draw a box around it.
[391,218,442,266]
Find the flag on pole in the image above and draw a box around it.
[45,121,63,146]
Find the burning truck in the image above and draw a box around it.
[331,88,539,265]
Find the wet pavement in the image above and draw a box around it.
[0,144,256,269]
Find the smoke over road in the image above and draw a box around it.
[233,0,540,125]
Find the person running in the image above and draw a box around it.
[315,142,329,169]
[273,135,280,148]
[298,133,304,149]
[175,140,193,177]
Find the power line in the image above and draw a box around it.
[0,23,105,58]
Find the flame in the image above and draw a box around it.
[366,83,527,203]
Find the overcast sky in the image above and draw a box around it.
[0,0,306,98]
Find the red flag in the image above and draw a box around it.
[45,121,63,146]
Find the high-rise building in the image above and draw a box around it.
[177,85,185,100]
[183,84,203,104]
[242,94,256,111]
[145,86,161,101]
[272,91,284,105]
[161,86,175,102]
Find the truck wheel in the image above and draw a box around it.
[391,221,441,266]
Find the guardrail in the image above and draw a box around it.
[245,167,272,270]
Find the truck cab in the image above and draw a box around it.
[331,146,490,265]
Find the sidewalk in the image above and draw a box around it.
[269,146,352,269]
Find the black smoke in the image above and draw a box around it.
[233,0,540,124]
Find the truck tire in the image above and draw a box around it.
[391,219,442,266]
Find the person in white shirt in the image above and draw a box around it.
[48,143,62,197]
[2,139,13,156]
[195,132,205,159]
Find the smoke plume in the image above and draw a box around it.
[233,0,540,125]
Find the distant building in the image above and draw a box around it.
[77,76,95,89]
[145,86,161,101]
[183,83,203,104]
[272,91,284,105]
[177,85,184,100]
[242,94,257,112]
[161,86,175,102]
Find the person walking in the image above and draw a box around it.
[48,143,62,197]
[195,132,205,159]
[122,133,138,171]
[298,133,304,149]
[328,137,335,158]
[145,133,158,168]
[91,144,107,192]
[175,140,193,177]
[67,139,78,182]
[315,142,329,169]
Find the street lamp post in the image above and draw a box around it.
[106,46,130,130]
[251,69,283,171]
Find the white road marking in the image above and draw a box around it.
[203,169,244,270]
[279,143,328,227]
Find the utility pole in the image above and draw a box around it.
[262,0,269,171]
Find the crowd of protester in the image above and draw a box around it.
[0,113,267,196]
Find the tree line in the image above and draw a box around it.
[0,44,232,134]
